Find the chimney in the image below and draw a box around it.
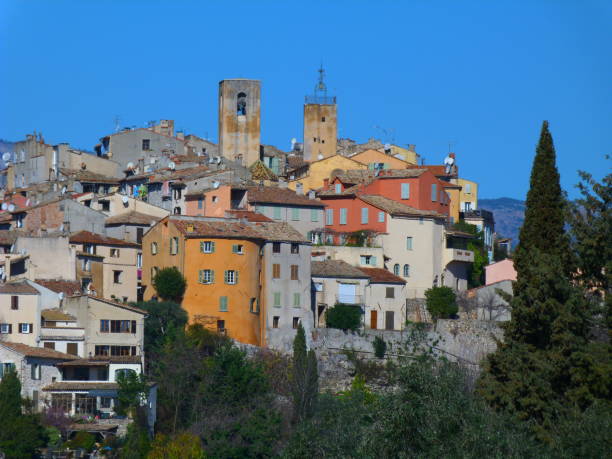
[295,183,303,195]
[408,144,416,152]
[323,178,329,188]
[176,131,185,140]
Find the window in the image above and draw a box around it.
[273,316,280,328]
[10,296,18,310]
[212,196,218,203]
[173,207,181,215]
[232,244,244,254]
[100,397,113,409]
[340,208,347,225]
[292,317,300,329]
[464,201,472,211]
[273,264,281,279]
[96,345,136,356]
[142,139,150,150]
[219,296,228,312]
[100,320,110,333]
[401,183,410,199]
[273,292,281,307]
[272,242,281,253]
[403,264,410,277]
[200,241,215,253]
[137,252,142,268]
[67,343,78,355]
[44,342,55,349]
[322,116,326,122]
[273,207,282,220]
[151,242,158,255]
[81,278,92,291]
[224,270,238,284]
[100,200,110,212]
[113,270,123,284]
[217,320,226,332]
[19,323,32,334]
[110,248,120,258]
[84,244,96,255]
[237,92,247,115]
[311,209,319,222]
[326,209,334,225]
[335,183,342,193]
[110,320,134,333]
[81,258,91,272]
[199,269,214,284]
[31,364,41,380]
[249,297,259,313]
[393,264,400,276]
[419,217,424,225]
[360,255,376,266]
[170,237,179,255]
[465,183,472,194]
[16,214,24,228]
[406,237,413,250]
[95,345,109,356]
[0,323,11,334]
[386,287,395,299]
[151,267,158,279]
[291,243,299,254]
[361,207,369,224]
[378,211,385,223]
[293,293,301,307]
[291,208,300,221]
[291,265,299,280]
[115,368,136,380]
[197,198,203,209]
[431,184,437,201]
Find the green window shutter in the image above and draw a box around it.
[211,241,215,253]
[274,292,281,307]
[210,270,215,284]
[224,270,228,284]
[291,208,300,221]
[368,163,375,170]
[219,296,228,312]
[198,270,203,283]
[232,244,238,253]
[200,241,204,252]
[406,237,413,250]
[310,209,319,222]
[371,256,377,266]
[431,184,437,202]
[235,271,239,284]
[383,163,390,169]
[293,293,300,307]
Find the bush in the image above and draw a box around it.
[66,431,96,452]
[325,303,362,331]
[425,286,458,320]
[152,267,187,302]
[373,336,387,359]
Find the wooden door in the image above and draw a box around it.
[370,310,378,329]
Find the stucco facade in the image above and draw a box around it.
[287,155,367,193]
[456,178,478,211]
[303,102,337,162]
[350,149,412,170]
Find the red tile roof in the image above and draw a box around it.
[225,210,273,222]
[35,279,83,297]
[0,341,78,360]
[0,281,39,294]
[359,267,406,284]
[311,260,369,278]
[69,231,141,247]
[247,186,325,207]
[105,211,163,226]
[359,195,447,218]
[87,295,147,315]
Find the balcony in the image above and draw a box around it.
[40,326,85,340]
[305,95,336,105]
[444,248,474,264]
[335,294,364,306]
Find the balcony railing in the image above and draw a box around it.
[305,95,336,105]
[444,248,474,264]
[335,294,364,305]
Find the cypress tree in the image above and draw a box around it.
[291,324,318,423]
[477,121,596,437]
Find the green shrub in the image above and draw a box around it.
[66,431,96,452]
[425,286,458,320]
[325,303,362,331]
[373,336,387,359]
[152,267,187,302]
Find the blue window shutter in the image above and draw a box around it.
[383,163,390,169]
[326,209,333,225]
[401,183,410,199]
[340,208,347,225]
[361,207,368,224]
[431,184,437,202]
[371,256,377,266]
[219,296,228,311]
[378,211,385,223]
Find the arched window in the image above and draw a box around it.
[403,264,410,277]
[237,92,247,115]
[393,264,400,276]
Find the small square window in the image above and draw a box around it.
[199,269,214,284]
[151,242,158,255]
[142,139,150,150]
[232,244,244,254]
[292,317,300,329]
[224,270,238,285]
[19,323,32,334]
[386,287,395,299]
[201,241,215,253]
[291,243,299,254]
[110,248,120,258]
[113,270,123,284]
[273,316,280,328]
[272,242,281,253]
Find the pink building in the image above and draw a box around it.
[485,258,516,285]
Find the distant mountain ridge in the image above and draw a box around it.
[479,197,525,246]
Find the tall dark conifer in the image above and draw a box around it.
[477,121,595,437]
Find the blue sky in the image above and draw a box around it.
[1,1,610,199]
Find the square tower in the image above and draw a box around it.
[303,67,337,162]
[218,79,261,166]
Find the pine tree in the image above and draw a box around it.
[477,121,599,437]
[291,324,318,423]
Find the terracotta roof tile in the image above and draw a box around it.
[0,341,78,360]
[247,186,325,207]
[172,218,264,239]
[311,260,369,279]
[359,195,447,218]
[105,211,163,226]
[69,231,141,247]
[58,168,121,184]
[225,210,273,222]
[249,160,278,181]
[0,281,39,294]
[87,295,147,315]
[43,382,120,391]
[252,222,307,243]
[0,230,17,245]
[57,355,141,366]
[359,267,406,284]
[35,279,83,297]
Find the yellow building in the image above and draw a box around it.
[389,144,419,165]
[456,178,478,211]
[350,149,413,170]
[443,182,462,224]
[287,154,367,193]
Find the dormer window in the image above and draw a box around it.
[335,183,341,194]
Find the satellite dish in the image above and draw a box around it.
[25,199,31,207]
[208,157,214,164]
[2,153,10,161]
[1,203,7,211]
[126,162,134,170]
[212,180,220,189]
[134,167,141,175]
[61,186,67,195]
[168,161,176,170]
[384,143,391,151]
[8,204,15,212]
[317,153,324,160]
[215,156,221,164]
[122,195,129,204]
[150,158,156,164]
[443,155,455,166]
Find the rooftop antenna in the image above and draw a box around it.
[448,140,456,152]
[315,63,327,97]
[114,116,121,133]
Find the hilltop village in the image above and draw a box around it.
[0,74,514,440]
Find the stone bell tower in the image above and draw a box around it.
[303,67,337,162]
[218,79,261,166]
